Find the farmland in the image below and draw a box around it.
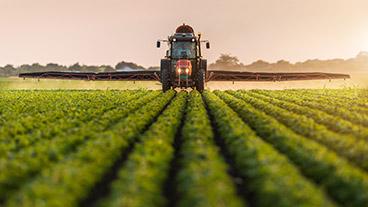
[0,89,368,207]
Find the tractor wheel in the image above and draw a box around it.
[196,69,205,92]
[161,59,171,92]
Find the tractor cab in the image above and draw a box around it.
[170,30,197,59]
[156,24,210,92]
[171,40,196,59]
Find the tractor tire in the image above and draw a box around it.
[160,59,171,92]
[196,69,205,92]
[196,59,207,92]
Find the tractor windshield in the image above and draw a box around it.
[171,42,196,59]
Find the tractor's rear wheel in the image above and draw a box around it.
[161,59,171,92]
[196,69,205,92]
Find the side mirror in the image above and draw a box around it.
[156,41,161,48]
[206,42,210,49]
[166,50,170,57]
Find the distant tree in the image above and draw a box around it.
[83,65,100,72]
[45,63,66,72]
[1,64,16,76]
[31,63,43,70]
[69,63,82,71]
[115,61,145,70]
[209,54,245,70]
[17,64,31,74]
[276,60,290,65]
[147,66,160,70]
[357,51,368,58]
[246,60,270,70]
[273,60,293,71]
[46,63,58,68]
[46,63,62,69]
[101,65,115,72]
[216,54,240,65]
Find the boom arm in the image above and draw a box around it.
[19,71,161,81]
[206,70,350,82]
[19,70,350,82]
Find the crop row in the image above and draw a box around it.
[97,91,187,207]
[276,89,368,115]
[0,91,131,125]
[0,92,73,136]
[0,89,367,207]
[289,88,368,104]
[0,91,161,202]
[229,90,368,171]
[0,91,148,155]
[5,91,175,207]
[214,91,368,206]
[176,91,242,207]
[97,91,245,207]
[249,90,368,141]
[257,90,368,127]
[203,91,335,207]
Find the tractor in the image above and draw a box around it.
[157,24,210,92]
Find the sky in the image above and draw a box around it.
[0,0,368,67]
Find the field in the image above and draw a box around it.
[1,89,368,207]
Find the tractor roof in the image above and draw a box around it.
[176,24,194,33]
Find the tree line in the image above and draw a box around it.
[0,61,149,77]
[1,52,367,77]
[209,52,368,73]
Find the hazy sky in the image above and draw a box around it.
[1,0,368,67]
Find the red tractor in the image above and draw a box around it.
[157,24,210,92]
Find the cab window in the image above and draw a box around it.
[171,42,196,59]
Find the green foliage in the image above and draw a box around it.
[214,90,368,207]
[0,90,161,203]
[250,90,368,140]
[98,91,186,207]
[228,90,368,171]
[177,90,243,207]
[0,89,367,207]
[204,91,335,207]
[258,89,368,127]
[6,90,175,207]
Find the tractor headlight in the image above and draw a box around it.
[178,68,182,73]
[185,68,189,73]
